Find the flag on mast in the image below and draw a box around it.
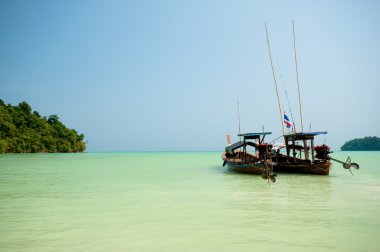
[284,112,292,129]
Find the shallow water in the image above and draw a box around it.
[0,151,379,251]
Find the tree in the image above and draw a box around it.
[341,137,380,151]
[0,100,86,153]
[18,101,32,115]
[48,114,60,125]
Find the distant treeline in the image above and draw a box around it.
[341,136,380,151]
[0,100,85,153]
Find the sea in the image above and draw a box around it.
[0,151,379,252]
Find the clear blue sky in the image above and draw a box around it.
[1,0,379,151]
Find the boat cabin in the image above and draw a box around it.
[283,131,327,162]
[225,132,272,161]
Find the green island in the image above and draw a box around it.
[0,100,86,153]
[341,136,380,151]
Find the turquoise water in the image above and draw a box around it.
[0,152,379,251]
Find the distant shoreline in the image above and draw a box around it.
[0,100,86,153]
[341,136,380,151]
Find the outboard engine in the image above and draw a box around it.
[314,144,331,159]
[315,144,360,172]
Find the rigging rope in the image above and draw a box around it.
[269,134,285,144]
[276,58,297,133]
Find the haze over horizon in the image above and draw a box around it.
[1,0,379,151]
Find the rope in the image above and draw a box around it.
[276,58,297,133]
[269,134,285,144]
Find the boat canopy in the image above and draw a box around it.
[225,141,257,155]
[238,132,272,139]
[285,131,328,140]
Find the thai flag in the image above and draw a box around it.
[284,112,292,129]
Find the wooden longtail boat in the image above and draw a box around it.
[222,132,277,182]
[265,22,359,175]
[220,22,359,181]
[272,132,331,175]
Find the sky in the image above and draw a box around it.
[1,0,379,151]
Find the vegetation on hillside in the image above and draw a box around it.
[341,136,380,151]
[0,100,86,153]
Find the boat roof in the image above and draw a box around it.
[225,141,256,155]
[287,131,327,136]
[284,131,327,140]
[238,132,272,139]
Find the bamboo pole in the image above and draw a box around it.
[293,21,309,160]
[292,20,304,132]
[237,102,241,134]
[265,23,284,136]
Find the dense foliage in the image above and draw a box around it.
[341,136,380,151]
[0,100,85,153]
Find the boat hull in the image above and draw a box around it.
[222,152,269,175]
[225,161,268,175]
[273,161,331,175]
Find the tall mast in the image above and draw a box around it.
[292,20,304,132]
[292,21,309,160]
[237,101,242,142]
[265,23,284,135]
[237,102,241,134]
